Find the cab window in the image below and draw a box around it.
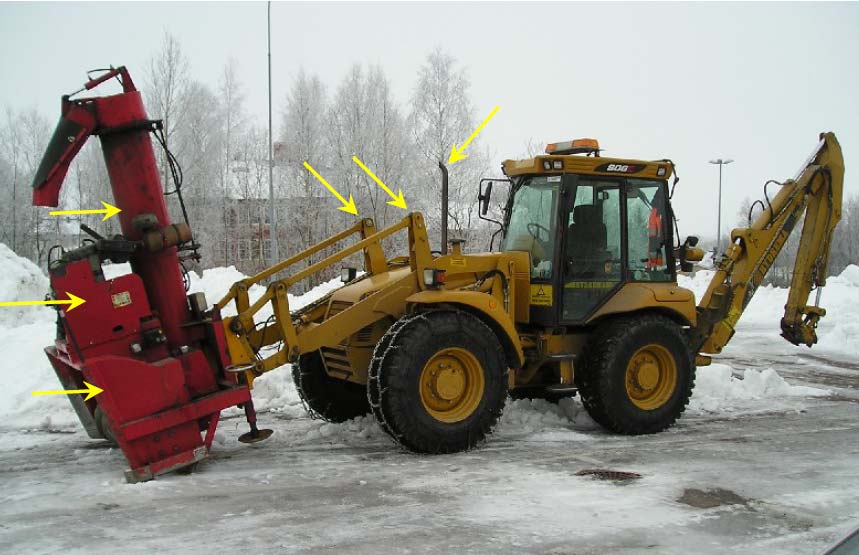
[626,180,670,281]
[501,175,561,279]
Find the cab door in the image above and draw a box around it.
[499,174,565,326]
[560,177,624,322]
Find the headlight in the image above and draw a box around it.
[422,268,447,287]
[341,267,357,283]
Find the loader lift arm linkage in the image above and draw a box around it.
[691,132,844,355]
[217,213,435,380]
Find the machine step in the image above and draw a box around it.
[545,383,578,394]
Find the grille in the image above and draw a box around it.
[355,322,375,344]
[321,345,352,377]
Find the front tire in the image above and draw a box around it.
[370,310,508,453]
[293,350,370,422]
[576,314,695,434]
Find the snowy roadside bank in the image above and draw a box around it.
[678,265,859,358]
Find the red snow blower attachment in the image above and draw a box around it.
[32,66,271,482]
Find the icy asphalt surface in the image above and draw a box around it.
[1,329,857,554]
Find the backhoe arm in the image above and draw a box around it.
[691,132,844,355]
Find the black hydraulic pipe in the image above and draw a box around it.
[439,161,449,254]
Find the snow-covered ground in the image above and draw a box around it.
[1,246,857,554]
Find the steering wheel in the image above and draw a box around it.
[527,222,550,243]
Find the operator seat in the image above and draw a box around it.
[567,204,608,278]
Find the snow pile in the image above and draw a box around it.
[496,362,829,432]
[188,264,342,316]
[817,264,859,354]
[290,415,388,446]
[238,368,304,418]
[676,268,717,299]
[832,263,859,287]
[2,322,82,430]
[0,244,77,429]
[187,266,264,313]
[0,243,54,328]
[688,363,829,414]
[679,265,859,357]
[497,397,596,439]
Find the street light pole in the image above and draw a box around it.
[267,1,279,267]
[708,158,734,255]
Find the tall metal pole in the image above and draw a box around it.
[267,1,278,267]
[717,162,722,254]
[709,158,734,255]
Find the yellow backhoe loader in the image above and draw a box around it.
[219,132,843,453]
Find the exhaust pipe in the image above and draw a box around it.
[438,161,449,254]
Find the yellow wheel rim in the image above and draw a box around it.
[419,347,485,423]
[625,344,677,410]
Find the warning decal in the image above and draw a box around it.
[530,284,552,306]
[111,291,132,308]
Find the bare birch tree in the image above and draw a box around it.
[410,48,492,251]
[218,59,245,266]
[0,108,51,262]
[144,30,190,190]
[280,70,333,287]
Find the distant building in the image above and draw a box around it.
[202,159,330,287]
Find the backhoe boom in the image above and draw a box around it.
[692,132,844,354]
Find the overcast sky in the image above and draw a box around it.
[1,1,857,243]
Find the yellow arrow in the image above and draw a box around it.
[303,162,358,215]
[448,106,500,165]
[33,381,104,401]
[351,156,407,209]
[0,292,86,313]
[49,201,121,222]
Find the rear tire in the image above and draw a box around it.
[370,310,508,453]
[293,350,370,422]
[576,314,694,434]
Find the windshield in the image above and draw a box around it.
[500,175,561,279]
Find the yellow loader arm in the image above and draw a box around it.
[691,132,844,355]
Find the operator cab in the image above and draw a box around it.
[491,139,676,326]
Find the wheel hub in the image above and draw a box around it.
[430,359,467,400]
[625,344,678,410]
[419,347,485,423]
[634,360,659,390]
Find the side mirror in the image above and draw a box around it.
[479,181,493,216]
[676,235,704,273]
